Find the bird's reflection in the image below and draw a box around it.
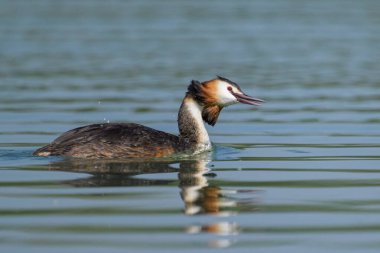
[47,153,258,246]
[49,158,178,187]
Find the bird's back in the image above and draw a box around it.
[33,123,180,158]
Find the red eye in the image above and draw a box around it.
[227,86,233,91]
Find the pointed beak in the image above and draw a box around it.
[232,92,264,106]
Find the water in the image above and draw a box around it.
[1,0,380,252]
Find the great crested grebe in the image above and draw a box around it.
[33,76,263,159]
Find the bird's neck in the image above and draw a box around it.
[178,95,211,153]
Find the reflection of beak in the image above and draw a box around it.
[232,92,264,106]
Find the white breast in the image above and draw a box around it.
[185,99,212,153]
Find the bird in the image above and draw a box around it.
[33,76,263,159]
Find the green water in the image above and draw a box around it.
[1,0,380,252]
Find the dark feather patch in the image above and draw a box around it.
[187,80,202,95]
[33,123,180,158]
[187,79,207,104]
[202,105,222,126]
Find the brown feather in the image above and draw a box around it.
[202,105,222,126]
[187,79,220,106]
[33,123,179,159]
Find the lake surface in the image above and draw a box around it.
[1,0,380,252]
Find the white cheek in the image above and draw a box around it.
[217,86,238,106]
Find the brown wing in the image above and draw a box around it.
[33,123,180,158]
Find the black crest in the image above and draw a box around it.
[216,75,242,91]
[187,79,206,104]
[187,80,202,96]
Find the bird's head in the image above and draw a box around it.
[187,76,264,126]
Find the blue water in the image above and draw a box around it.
[1,0,380,252]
